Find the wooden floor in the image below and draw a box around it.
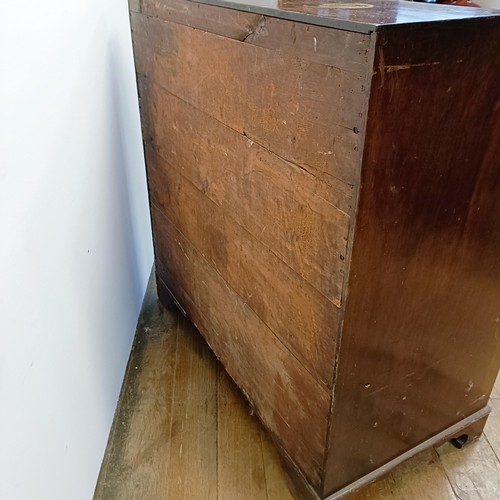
[94,274,500,500]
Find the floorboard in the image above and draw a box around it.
[94,272,500,500]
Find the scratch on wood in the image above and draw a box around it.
[368,384,390,396]
[386,61,441,73]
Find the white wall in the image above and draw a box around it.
[473,0,500,9]
[0,1,153,499]
[476,0,500,8]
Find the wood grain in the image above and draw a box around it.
[347,449,456,500]
[437,439,500,500]
[137,75,354,216]
[138,77,352,305]
[163,318,218,499]
[141,0,261,39]
[260,431,295,500]
[130,3,500,497]
[93,273,296,500]
[245,15,370,73]
[152,207,330,487]
[131,13,366,186]
[146,145,339,387]
[94,273,500,500]
[141,0,370,72]
[324,20,500,496]
[217,368,268,500]
[93,307,178,499]
[92,285,216,500]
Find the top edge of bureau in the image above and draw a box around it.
[188,0,500,33]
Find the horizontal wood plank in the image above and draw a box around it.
[131,12,366,186]
[152,207,330,488]
[141,0,370,73]
[138,76,354,215]
[246,15,370,73]
[142,0,261,40]
[139,77,351,305]
[146,145,339,387]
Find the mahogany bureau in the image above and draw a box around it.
[129,0,500,497]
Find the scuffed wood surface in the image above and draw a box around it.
[324,19,500,496]
[152,208,330,487]
[163,318,219,498]
[140,0,370,72]
[436,438,500,500]
[218,369,269,499]
[246,15,370,73]
[130,5,363,488]
[347,449,456,500]
[94,281,500,500]
[129,3,500,496]
[131,13,366,186]
[146,145,339,387]
[94,275,293,499]
[138,77,352,305]
[137,75,355,216]
[261,434,295,500]
[92,285,218,500]
[139,78,351,305]
[141,0,262,40]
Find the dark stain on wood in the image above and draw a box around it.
[137,76,353,305]
[130,1,500,497]
[152,207,330,486]
[324,20,500,496]
[146,144,340,387]
[130,12,367,186]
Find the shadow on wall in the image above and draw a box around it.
[0,3,152,500]
[108,34,150,309]
[474,0,500,7]
[39,17,151,418]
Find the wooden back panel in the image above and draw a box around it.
[131,0,371,487]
